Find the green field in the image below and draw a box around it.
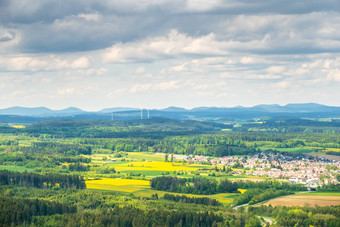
[260,147,314,153]
[126,152,165,162]
[119,170,168,176]
[0,165,33,172]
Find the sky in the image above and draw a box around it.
[0,0,340,111]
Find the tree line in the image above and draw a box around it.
[31,142,92,155]
[233,189,293,206]
[236,180,307,191]
[0,196,77,226]
[29,206,225,227]
[151,176,238,195]
[162,193,221,206]
[0,170,86,189]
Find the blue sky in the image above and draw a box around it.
[0,0,340,110]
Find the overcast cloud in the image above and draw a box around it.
[0,0,339,110]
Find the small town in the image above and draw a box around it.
[173,151,340,188]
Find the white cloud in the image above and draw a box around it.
[135,66,146,74]
[240,57,255,64]
[103,30,227,63]
[0,1,340,109]
[192,84,210,90]
[266,66,285,74]
[58,88,75,95]
[71,57,90,69]
[129,80,182,93]
[0,55,92,72]
[327,69,340,82]
[186,0,222,12]
[272,81,291,89]
[77,13,101,22]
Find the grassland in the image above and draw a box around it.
[127,152,165,161]
[265,147,314,153]
[0,165,33,172]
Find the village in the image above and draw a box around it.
[172,151,340,188]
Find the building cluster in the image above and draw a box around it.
[178,151,340,187]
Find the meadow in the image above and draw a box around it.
[0,165,33,172]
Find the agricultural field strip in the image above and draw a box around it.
[261,193,340,207]
[86,178,236,204]
[86,178,150,193]
[112,161,205,172]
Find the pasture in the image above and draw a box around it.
[0,165,33,172]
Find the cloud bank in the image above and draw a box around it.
[0,0,339,109]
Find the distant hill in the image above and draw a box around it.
[0,103,339,123]
[0,106,86,116]
[99,107,139,113]
[161,106,188,112]
[247,103,339,113]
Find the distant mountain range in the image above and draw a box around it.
[0,103,339,123]
[0,106,86,116]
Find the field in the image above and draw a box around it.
[325,148,340,152]
[127,152,165,162]
[238,189,247,194]
[0,165,33,172]
[11,125,26,129]
[232,177,266,182]
[311,154,340,161]
[86,178,236,204]
[261,192,340,207]
[271,147,314,153]
[86,178,150,193]
[113,161,204,172]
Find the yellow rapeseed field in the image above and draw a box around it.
[86,178,235,204]
[238,189,247,194]
[11,125,26,129]
[325,148,340,152]
[113,161,202,172]
[86,178,150,192]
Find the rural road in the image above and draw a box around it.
[233,203,248,211]
[258,216,273,226]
